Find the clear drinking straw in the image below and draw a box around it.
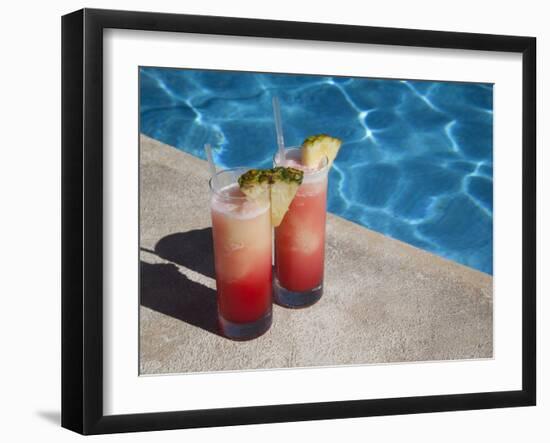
[204,143,218,187]
[272,96,286,163]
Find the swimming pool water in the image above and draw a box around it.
[140,67,493,275]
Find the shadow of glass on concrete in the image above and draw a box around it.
[140,260,220,335]
[152,228,215,279]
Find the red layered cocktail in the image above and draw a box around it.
[274,148,330,307]
[210,168,273,340]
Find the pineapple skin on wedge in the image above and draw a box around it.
[237,169,271,204]
[238,167,304,227]
[270,166,304,185]
[302,134,342,167]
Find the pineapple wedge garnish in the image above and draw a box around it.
[237,169,271,204]
[301,134,342,168]
[238,167,304,227]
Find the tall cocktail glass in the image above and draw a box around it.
[273,148,329,308]
[210,168,273,339]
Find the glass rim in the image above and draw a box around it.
[209,166,260,202]
[273,146,330,177]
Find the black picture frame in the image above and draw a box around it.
[61,8,536,435]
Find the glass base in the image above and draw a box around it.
[218,309,272,341]
[273,277,323,308]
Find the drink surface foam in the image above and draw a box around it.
[211,183,269,220]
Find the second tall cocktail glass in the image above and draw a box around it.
[273,148,329,308]
[210,168,273,340]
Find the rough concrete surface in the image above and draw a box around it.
[139,134,493,374]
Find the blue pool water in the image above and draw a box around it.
[140,67,493,275]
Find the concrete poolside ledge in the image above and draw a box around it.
[139,134,492,375]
